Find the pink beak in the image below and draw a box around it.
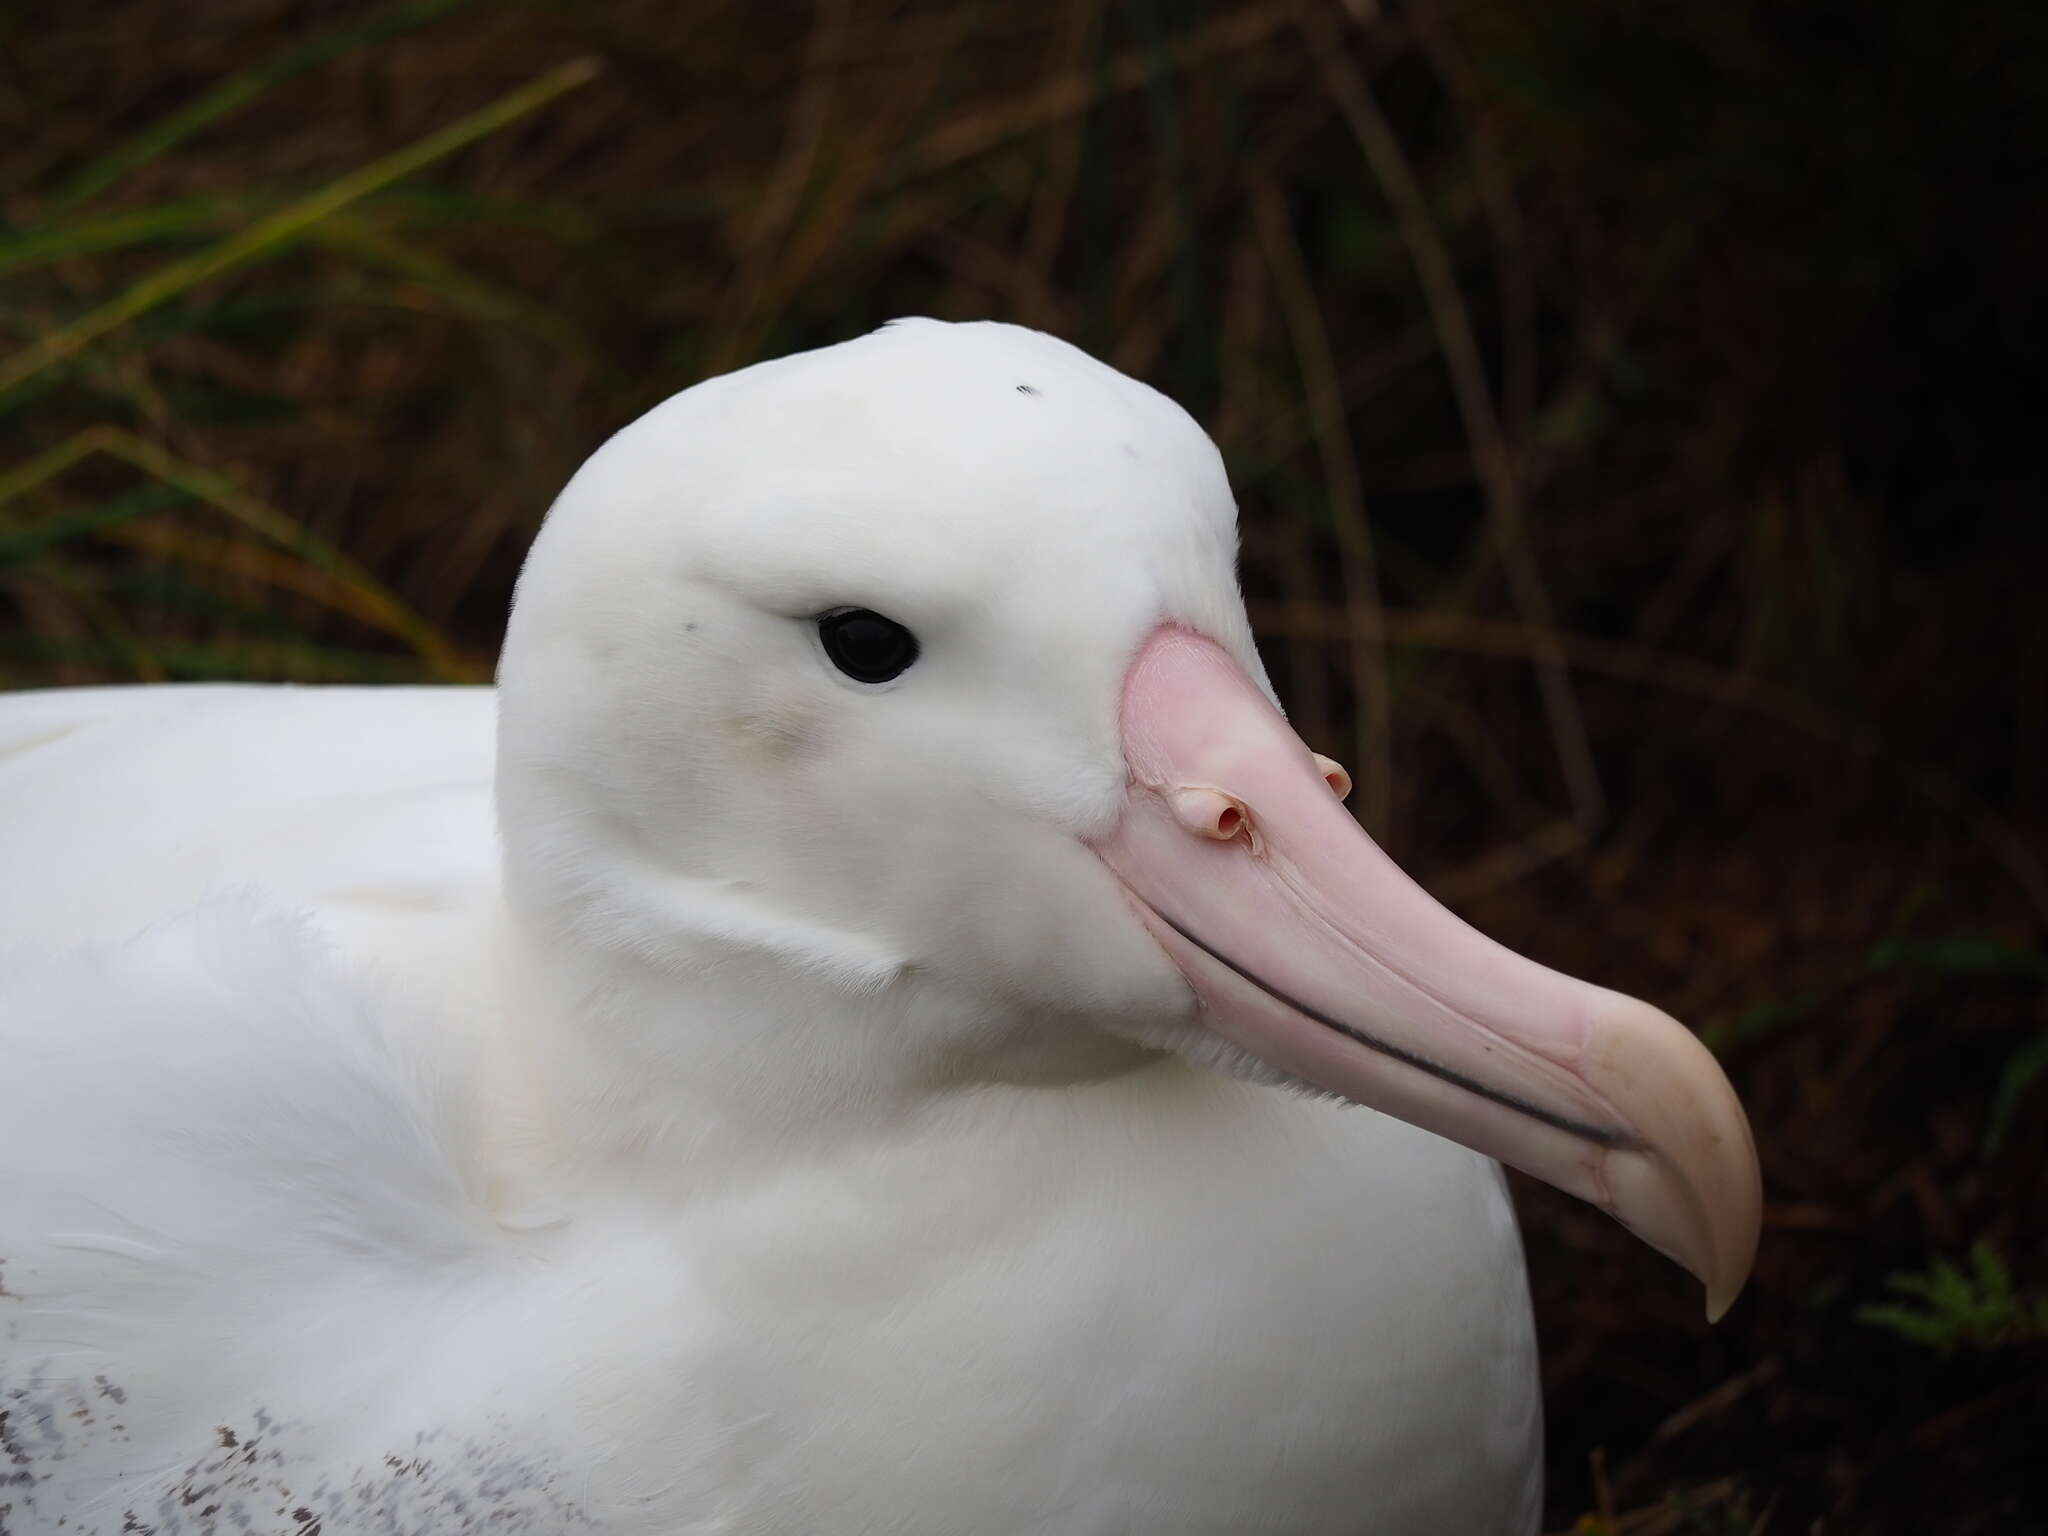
[1093,627,1761,1319]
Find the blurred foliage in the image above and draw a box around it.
[1857,1241,2048,1354]
[3,0,2045,1529]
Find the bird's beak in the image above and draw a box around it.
[1091,626,1761,1319]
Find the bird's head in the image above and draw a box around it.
[495,318,1759,1316]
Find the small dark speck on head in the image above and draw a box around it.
[683,622,698,633]
[1121,443,1140,459]
[1015,383,1040,397]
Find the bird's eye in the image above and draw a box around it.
[817,608,919,684]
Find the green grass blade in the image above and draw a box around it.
[0,482,189,565]
[0,55,602,399]
[46,0,478,212]
[0,426,482,681]
[14,551,168,681]
[0,198,251,280]
[308,215,592,355]
[1985,1032,2048,1157]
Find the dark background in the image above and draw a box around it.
[4,2,2045,1528]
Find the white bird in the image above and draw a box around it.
[0,319,1759,1536]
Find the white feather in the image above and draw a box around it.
[1,320,1543,1535]
[0,898,600,1533]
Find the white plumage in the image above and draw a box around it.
[1,319,1751,1534]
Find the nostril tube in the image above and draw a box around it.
[1312,753,1353,801]
[1169,787,1250,842]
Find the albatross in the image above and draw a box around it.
[0,319,1759,1535]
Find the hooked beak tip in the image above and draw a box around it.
[1587,1006,1763,1321]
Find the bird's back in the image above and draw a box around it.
[0,686,595,1532]
[0,684,499,959]
[0,896,602,1534]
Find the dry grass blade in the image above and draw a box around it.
[1248,170,1393,835]
[1302,6,1606,836]
[703,15,970,374]
[1256,600,2048,927]
[1426,819,1586,905]
[46,0,478,212]
[1402,0,1537,441]
[9,551,167,684]
[702,0,860,370]
[98,522,431,655]
[893,4,1290,181]
[738,0,856,257]
[1023,0,1103,296]
[1652,1357,1782,1446]
[307,216,591,355]
[0,428,480,681]
[0,56,602,398]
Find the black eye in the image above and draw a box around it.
[817,608,919,684]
